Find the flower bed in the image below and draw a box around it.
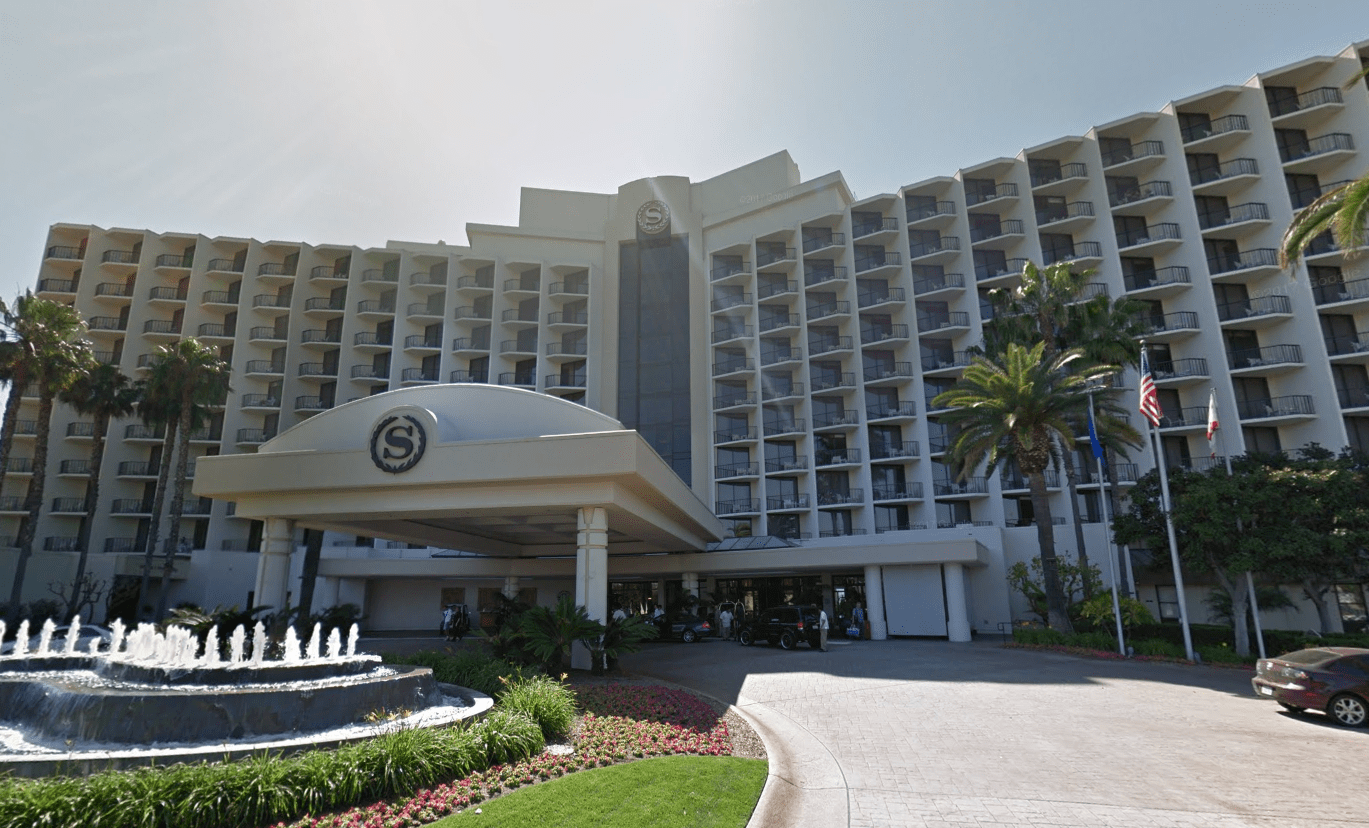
[275,684,733,828]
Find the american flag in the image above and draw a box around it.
[1138,347,1162,427]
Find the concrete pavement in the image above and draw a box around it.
[621,637,1369,828]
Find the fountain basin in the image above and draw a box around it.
[0,664,442,746]
[97,656,381,686]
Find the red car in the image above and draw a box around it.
[1251,647,1369,727]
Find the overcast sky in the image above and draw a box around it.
[1,1,1365,301]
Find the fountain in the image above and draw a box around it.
[0,617,490,777]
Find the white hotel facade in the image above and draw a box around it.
[6,43,1369,636]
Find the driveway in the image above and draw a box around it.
[620,637,1368,828]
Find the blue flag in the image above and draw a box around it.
[1088,406,1104,459]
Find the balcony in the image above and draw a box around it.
[45,245,85,260]
[298,362,337,378]
[810,372,856,393]
[965,183,1019,208]
[812,409,859,430]
[548,280,588,297]
[912,272,965,298]
[1101,140,1164,172]
[863,362,915,384]
[404,334,443,351]
[711,260,751,283]
[1000,470,1060,491]
[765,456,808,474]
[400,368,439,384]
[1043,240,1103,268]
[970,219,1026,247]
[351,365,389,381]
[871,440,920,461]
[808,336,854,358]
[356,299,395,318]
[295,395,332,413]
[852,217,899,240]
[311,264,349,283]
[761,383,805,402]
[917,311,970,334]
[117,461,156,477]
[65,421,94,439]
[257,262,297,279]
[1190,158,1259,194]
[545,340,586,360]
[867,400,917,420]
[11,420,36,437]
[816,489,864,507]
[1270,87,1344,128]
[363,268,400,285]
[762,418,806,437]
[304,296,346,315]
[1236,395,1315,423]
[1227,344,1303,372]
[235,428,276,445]
[101,249,140,267]
[767,495,810,512]
[758,280,798,300]
[241,393,280,409]
[57,459,90,476]
[801,232,845,255]
[4,458,33,475]
[860,324,910,346]
[1207,248,1280,281]
[44,537,81,552]
[37,278,76,296]
[710,292,752,313]
[907,238,959,263]
[244,359,285,377]
[933,477,989,497]
[410,271,448,289]
[1109,180,1173,214]
[854,251,901,274]
[501,338,538,356]
[921,351,973,374]
[205,258,245,275]
[1198,202,1271,238]
[715,462,759,480]
[1115,222,1182,255]
[756,246,798,269]
[1151,357,1209,385]
[758,314,799,334]
[50,497,86,514]
[806,300,850,321]
[1216,294,1292,326]
[200,289,237,307]
[503,278,540,295]
[248,326,287,343]
[975,257,1029,284]
[1325,333,1369,361]
[301,329,342,346]
[450,370,489,384]
[715,499,761,517]
[497,372,536,388]
[111,499,152,515]
[148,286,188,304]
[1281,133,1355,173]
[905,201,956,226]
[1030,162,1088,192]
[453,305,492,322]
[1139,311,1199,341]
[815,448,862,468]
[713,392,757,410]
[1035,202,1095,232]
[197,323,232,340]
[1313,276,1369,309]
[1181,114,1250,149]
[1123,265,1191,297]
[141,319,182,338]
[857,287,905,310]
[714,428,758,445]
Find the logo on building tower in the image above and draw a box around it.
[370,411,428,474]
[636,200,671,235]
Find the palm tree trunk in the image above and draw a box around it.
[1056,439,1092,598]
[1028,470,1074,634]
[139,424,177,620]
[155,401,194,619]
[297,529,323,620]
[1103,446,1133,598]
[0,375,25,515]
[8,385,54,622]
[66,413,108,622]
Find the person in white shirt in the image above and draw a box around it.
[612,606,626,622]
[719,606,734,640]
[819,609,830,651]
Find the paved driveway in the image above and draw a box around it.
[620,637,1369,828]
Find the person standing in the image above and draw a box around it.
[818,608,829,651]
[719,605,734,641]
[441,605,454,640]
[852,602,866,640]
[612,605,626,622]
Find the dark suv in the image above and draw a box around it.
[737,605,821,650]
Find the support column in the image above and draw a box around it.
[863,564,887,640]
[253,517,295,613]
[943,563,972,643]
[682,572,699,599]
[502,575,520,600]
[573,507,609,670]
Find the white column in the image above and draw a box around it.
[682,572,699,599]
[864,564,887,640]
[502,575,520,600]
[943,563,972,643]
[573,506,609,670]
[253,517,295,612]
[317,577,340,609]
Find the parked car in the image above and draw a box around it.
[1251,647,1369,727]
[737,605,821,650]
[648,613,711,643]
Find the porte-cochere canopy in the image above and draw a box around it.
[194,385,724,557]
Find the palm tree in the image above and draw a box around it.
[1281,67,1369,268]
[0,293,93,622]
[981,262,1147,593]
[58,363,141,621]
[145,339,231,619]
[135,378,179,620]
[934,342,1120,632]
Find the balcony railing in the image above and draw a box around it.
[117,461,155,476]
[142,320,181,335]
[757,246,797,266]
[970,219,1025,243]
[1140,311,1199,335]
[812,409,859,429]
[51,497,85,513]
[258,262,296,277]
[298,362,336,377]
[450,370,489,383]
[766,495,810,510]
[715,462,759,479]
[918,311,969,330]
[101,249,139,265]
[1116,222,1181,248]
[1109,180,1172,207]
[1269,86,1343,118]
[975,258,1029,281]
[201,289,235,304]
[548,310,588,326]
[65,421,95,438]
[810,372,856,392]
[715,428,757,444]
[205,258,244,273]
[854,251,901,272]
[857,287,905,309]
[295,396,332,411]
[852,217,898,238]
[44,537,81,552]
[1236,395,1315,420]
[1123,266,1190,292]
[863,363,915,382]
[249,326,286,341]
[801,232,845,253]
[965,183,1018,205]
[1029,162,1087,188]
[817,489,864,506]
[149,286,188,302]
[357,299,395,314]
[38,278,75,293]
[410,271,448,288]
[1191,157,1258,186]
[762,419,805,436]
[304,297,345,312]
[241,393,280,408]
[907,238,959,259]
[868,400,917,419]
[1152,357,1209,380]
[1036,202,1094,226]
[498,372,537,387]
[94,282,133,298]
[906,201,956,222]
[351,365,387,379]
[711,261,750,281]
[1227,344,1303,369]
[58,459,89,475]
[1313,276,1369,305]
[364,268,400,284]
[1208,248,1279,275]
[1216,294,1291,321]
[716,499,761,516]
[913,272,965,294]
[1101,140,1163,167]
[1180,113,1249,143]
[761,383,804,401]
[933,477,988,496]
[765,457,807,473]
[1044,241,1103,265]
[244,359,284,374]
[301,329,341,344]
[713,392,757,409]
[400,368,438,383]
[453,306,492,320]
[1281,133,1354,163]
[198,323,229,338]
[873,483,924,501]
[921,351,972,371]
[123,424,163,440]
[46,245,84,260]
[311,264,349,280]
[404,334,442,349]
[1198,202,1270,230]
[806,300,850,320]
[548,280,588,296]
[1326,333,1369,357]
[815,449,861,466]
[871,440,920,460]
[236,428,276,444]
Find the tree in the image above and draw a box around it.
[980,261,1147,595]
[143,339,231,619]
[0,293,93,622]
[519,594,605,675]
[134,373,180,619]
[58,363,141,622]
[934,342,1122,632]
[1281,67,1369,269]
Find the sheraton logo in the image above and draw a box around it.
[370,412,428,474]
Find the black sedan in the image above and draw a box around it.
[647,613,711,643]
[1251,647,1369,727]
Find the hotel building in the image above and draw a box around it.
[7,43,1369,636]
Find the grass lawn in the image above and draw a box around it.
[431,755,767,828]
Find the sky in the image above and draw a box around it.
[1,1,1366,302]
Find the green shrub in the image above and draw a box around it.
[1069,631,1118,651]
[1131,638,1185,658]
[385,649,528,698]
[472,709,545,765]
[498,675,577,739]
[1197,644,1251,665]
[1013,627,1066,646]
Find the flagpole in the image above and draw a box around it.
[1089,391,1126,656]
[1215,395,1266,659]
[1142,341,1195,662]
